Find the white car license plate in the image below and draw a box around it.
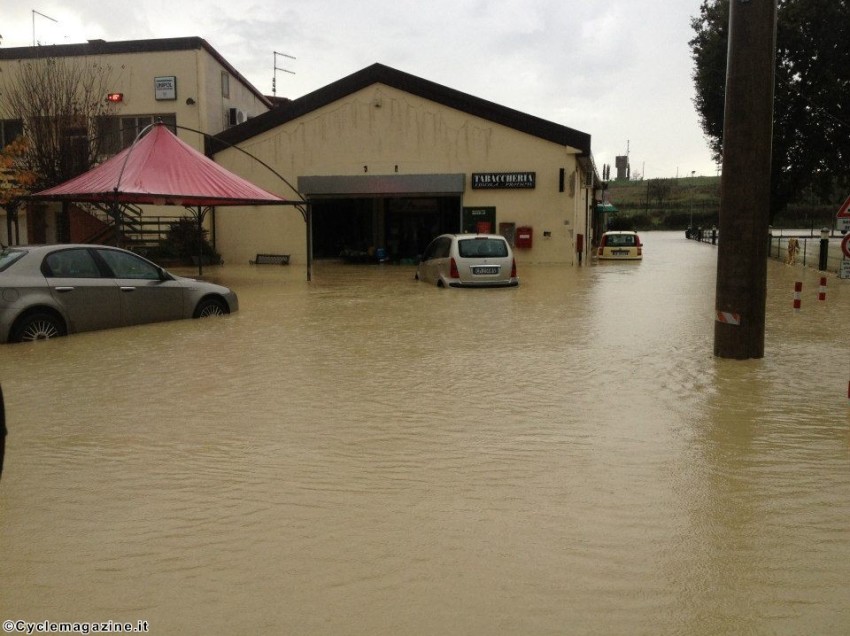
[612,249,630,256]
[472,265,500,275]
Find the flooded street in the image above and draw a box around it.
[1,231,849,635]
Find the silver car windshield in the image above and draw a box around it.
[458,238,509,259]
[0,249,26,272]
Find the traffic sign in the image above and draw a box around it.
[842,233,850,259]
[841,259,850,280]
[837,195,850,232]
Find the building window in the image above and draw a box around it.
[0,119,24,149]
[62,124,90,177]
[221,72,230,98]
[97,114,177,157]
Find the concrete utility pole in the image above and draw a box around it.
[714,0,778,359]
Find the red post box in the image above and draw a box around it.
[515,226,533,248]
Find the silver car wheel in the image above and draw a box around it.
[194,298,228,318]
[28,322,58,340]
[199,304,224,317]
[13,314,65,342]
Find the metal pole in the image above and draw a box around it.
[818,227,829,271]
[305,203,313,282]
[111,201,123,248]
[273,52,296,97]
[196,206,205,277]
[714,0,778,359]
[32,10,57,46]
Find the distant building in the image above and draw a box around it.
[615,155,630,181]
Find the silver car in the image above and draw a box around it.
[0,244,238,343]
[416,233,519,288]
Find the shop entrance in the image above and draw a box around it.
[311,196,461,261]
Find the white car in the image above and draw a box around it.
[416,234,519,288]
[597,231,643,260]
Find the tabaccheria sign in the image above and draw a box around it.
[471,172,536,189]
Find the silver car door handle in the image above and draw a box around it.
[54,286,75,292]
[120,286,137,292]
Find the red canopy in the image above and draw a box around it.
[32,123,289,207]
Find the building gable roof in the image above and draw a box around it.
[0,37,271,108]
[209,63,590,156]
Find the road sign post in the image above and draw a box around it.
[842,233,850,258]
[840,235,850,279]
[836,195,850,233]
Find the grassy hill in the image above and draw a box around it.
[603,176,839,231]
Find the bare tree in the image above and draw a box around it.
[0,54,117,190]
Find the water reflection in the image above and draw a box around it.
[1,232,849,634]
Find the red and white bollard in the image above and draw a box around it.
[793,281,802,311]
[818,276,827,301]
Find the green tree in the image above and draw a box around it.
[690,0,850,220]
[646,178,673,207]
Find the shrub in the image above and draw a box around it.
[148,217,220,264]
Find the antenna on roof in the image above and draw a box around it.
[272,51,296,97]
[32,10,57,46]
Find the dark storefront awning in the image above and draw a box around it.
[298,173,465,196]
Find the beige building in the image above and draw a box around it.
[0,37,271,245]
[1,40,597,266]
[210,64,596,266]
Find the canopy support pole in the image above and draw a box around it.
[198,207,204,277]
[110,201,122,248]
[305,203,313,282]
[194,206,212,277]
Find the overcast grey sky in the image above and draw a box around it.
[3,0,719,179]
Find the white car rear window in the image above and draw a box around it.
[458,238,508,258]
[604,234,637,247]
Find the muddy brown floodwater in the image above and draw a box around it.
[1,232,849,634]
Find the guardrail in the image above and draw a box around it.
[686,227,719,245]
[767,233,845,272]
[686,227,847,273]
